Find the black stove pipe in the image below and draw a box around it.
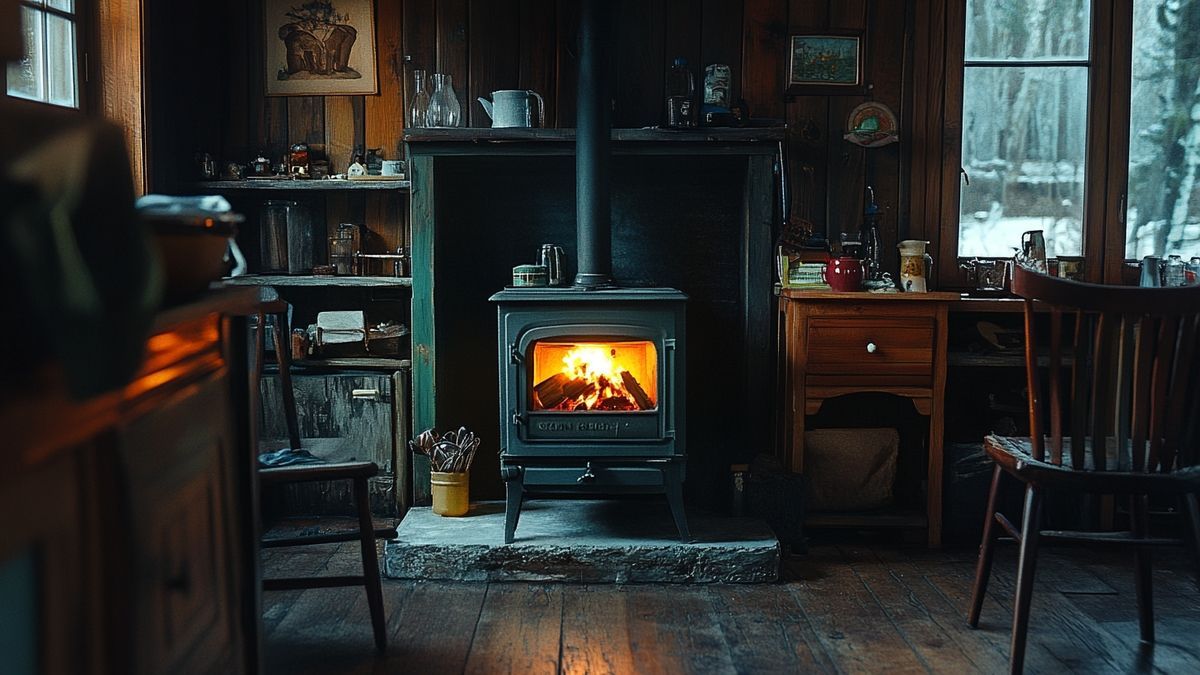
[574,0,612,288]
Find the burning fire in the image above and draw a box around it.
[532,342,656,412]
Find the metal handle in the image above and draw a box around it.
[960,166,970,186]
[577,462,597,484]
[528,90,545,128]
[352,388,382,401]
[866,342,878,354]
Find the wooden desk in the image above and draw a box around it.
[780,290,955,546]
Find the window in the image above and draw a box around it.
[6,0,79,108]
[958,0,1092,259]
[1124,0,1200,260]
[928,0,1200,285]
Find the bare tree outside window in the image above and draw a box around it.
[1126,0,1200,259]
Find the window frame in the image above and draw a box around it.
[3,0,87,111]
[920,0,1139,288]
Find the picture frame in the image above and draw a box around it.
[786,32,865,95]
[264,0,378,97]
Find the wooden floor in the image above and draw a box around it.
[261,534,1200,674]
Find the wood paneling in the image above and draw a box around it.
[151,1,917,265]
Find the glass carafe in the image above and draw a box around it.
[426,73,462,128]
[409,69,430,128]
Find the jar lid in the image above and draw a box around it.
[513,264,548,274]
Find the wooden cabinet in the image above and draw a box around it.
[260,370,410,515]
[1,290,259,675]
[780,290,955,546]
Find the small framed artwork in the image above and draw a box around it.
[265,0,378,96]
[786,32,865,95]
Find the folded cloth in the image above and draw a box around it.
[136,194,232,217]
[258,447,327,468]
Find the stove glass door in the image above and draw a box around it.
[529,339,658,412]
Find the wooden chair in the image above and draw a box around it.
[251,300,395,652]
[968,263,1200,674]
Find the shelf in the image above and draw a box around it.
[404,126,786,144]
[948,352,1075,368]
[221,275,412,288]
[194,179,409,191]
[805,511,928,530]
[288,357,412,371]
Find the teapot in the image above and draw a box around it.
[478,90,545,128]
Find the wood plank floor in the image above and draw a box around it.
[261,535,1200,674]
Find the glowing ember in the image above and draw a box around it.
[532,342,656,411]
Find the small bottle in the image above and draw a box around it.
[861,186,883,281]
[409,69,430,128]
[665,57,695,128]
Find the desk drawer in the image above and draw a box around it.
[807,317,934,376]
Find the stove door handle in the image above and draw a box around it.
[576,462,597,484]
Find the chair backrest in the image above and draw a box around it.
[1011,263,1200,473]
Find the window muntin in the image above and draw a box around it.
[6,0,78,109]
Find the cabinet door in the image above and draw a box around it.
[116,374,241,675]
[0,452,88,675]
[259,372,399,515]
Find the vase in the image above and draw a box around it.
[426,73,462,128]
[898,239,933,292]
[431,471,469,516]
[408,69,430,128]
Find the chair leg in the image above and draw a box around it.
[354,476,387,652]
[1009,484,1043,675]
[1131,494,1155,643]
[1184,493,1200,590]
[968,464,1004,628]
[270,311,302,451]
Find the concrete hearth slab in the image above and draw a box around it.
[383,499,779,583]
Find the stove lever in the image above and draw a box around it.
[577,462,597,484]
[510,345,524,363]
[511,411,526,426]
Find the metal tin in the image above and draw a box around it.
[703,63,731,107]
[512,264,549,287]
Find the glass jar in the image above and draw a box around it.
[1164,254,1187,287]
[288,142,310,176]
[426,73,462,128]
[409,69,430,128]
[329,223,360,275]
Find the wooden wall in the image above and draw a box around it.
[156,0,915,261]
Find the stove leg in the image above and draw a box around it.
[502,466,524,544]
[663,466,691,543]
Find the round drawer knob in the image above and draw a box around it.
[866,342,878,354]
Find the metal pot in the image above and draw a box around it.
[960,258,1011,292]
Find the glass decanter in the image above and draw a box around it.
[426,73,462,128]
[409,69,430,128]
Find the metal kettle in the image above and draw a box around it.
[477,89,545,128]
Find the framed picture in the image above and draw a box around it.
[786,32,865,95]
[265,0,378,96]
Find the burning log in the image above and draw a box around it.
[534,372,596,410]
[620,371,654,410]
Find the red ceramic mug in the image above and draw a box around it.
[823,256,864,292]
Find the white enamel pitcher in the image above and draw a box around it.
[478,90,545,128]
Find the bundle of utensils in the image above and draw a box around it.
[409,426,480,473]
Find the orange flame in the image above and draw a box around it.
[531,341,657,412]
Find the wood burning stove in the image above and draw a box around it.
[491,288,689,543]
[491,0,689,543]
